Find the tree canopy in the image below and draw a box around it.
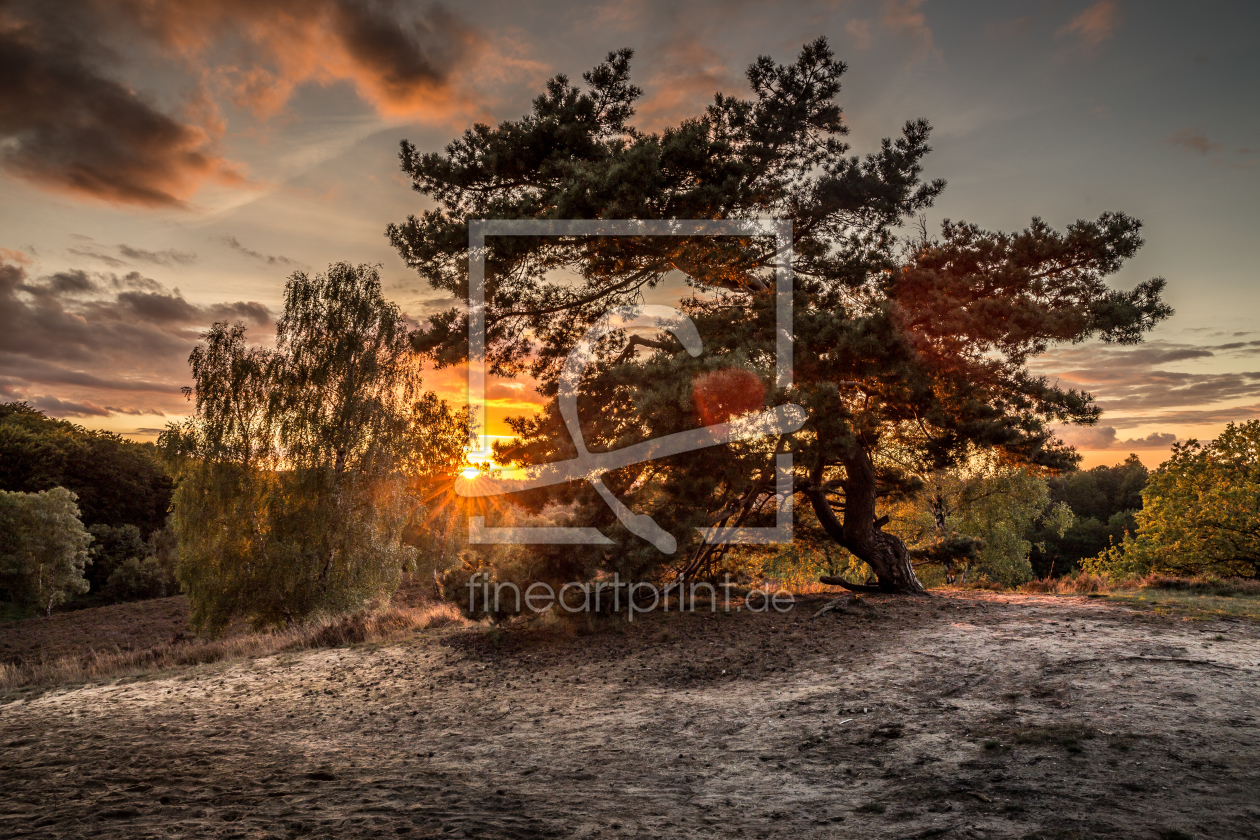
[0,487,91,616]
[391,39,1171,593]
[1027,454,1147,577]
[0,402,172,535]
[889,456,1074,588]
[1089,422,1260,579]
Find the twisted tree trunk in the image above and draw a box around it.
[806,444,925,594]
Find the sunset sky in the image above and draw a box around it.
[1,0,1256,468]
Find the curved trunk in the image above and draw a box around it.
[805,444,925,594]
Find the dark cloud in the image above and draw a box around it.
[0,0,478,206]
[1033,339,1260,427]
[1105,404,1260,429]
[0,258,272,418]
[46,270,98,295]
[69,243,198,267]
[1055,425,1179,451]
[222,235,299,267]
[25,395,113,418]
[68,247,129,268]
[0,2,239,207]
[117,245,198,266]
[23,395,162,419]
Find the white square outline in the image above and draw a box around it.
[466,219,795,546]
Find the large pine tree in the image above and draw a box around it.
[388,39,1170,593]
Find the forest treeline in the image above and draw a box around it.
[0,403,178,615]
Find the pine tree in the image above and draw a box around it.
[389,39,1170,593]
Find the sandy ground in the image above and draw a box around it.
[2,591,1259,839]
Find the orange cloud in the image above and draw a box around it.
[881,0,938,62]
[0,248,34,267]
[0,0,482,207]
[0,9,244,208]
[1058,1,1123,49]
[845,19,873,50]
[155,1,482,121]
[636,36,734,133]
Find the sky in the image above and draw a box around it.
[1,0,1257,468]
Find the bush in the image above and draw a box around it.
[104,555,179,601]
[85,523,148,594]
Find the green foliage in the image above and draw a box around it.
[1028,454,1147,576]
[391,39,1169,592]
[0,402,172,534]
[104,554,178,601]
[1087,422,1260,579]
[85,523,148,593]
[0,487,91,615]
[889,455,1074,587]
[163,262,466,633]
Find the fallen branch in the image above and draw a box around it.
[812,593,874,618]
[819,575,882,594]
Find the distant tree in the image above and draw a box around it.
[85,523,148,593]
[888,455,1074,587]
[0,487,91,616]
[1027,454,1147,577]
[162,262,467,633]
[1088,422,1260,579]
[389,39,1170,593]
[0,403,172,535]
[85,520,180,602]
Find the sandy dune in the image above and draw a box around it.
[2,592,1258,839]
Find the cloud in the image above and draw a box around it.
[0,258,273,419]
[65,243,196,267]
[142,0,480,120]
[24,395,113,419]
[0,2,244,207]
[222,235,300,267]
[636,35,735,132]
[1031,340,1260,428]
[0,248,34,266]
[1101,404,1260,429]
[117,245,198,266]
[881,0,938,62]
[0,0,480,207]
[1058,1,1122,49]
[845,19,873,50]
[68,247,129,268]
[1168,129,1223,156]
[1055,425,1178,451]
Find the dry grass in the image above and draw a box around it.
[1018,570,1110,595]
[1016,572,1260,621]
[0,601,465,695]
[1019,571,1260,597]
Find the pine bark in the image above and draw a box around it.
[806,444,925,594]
